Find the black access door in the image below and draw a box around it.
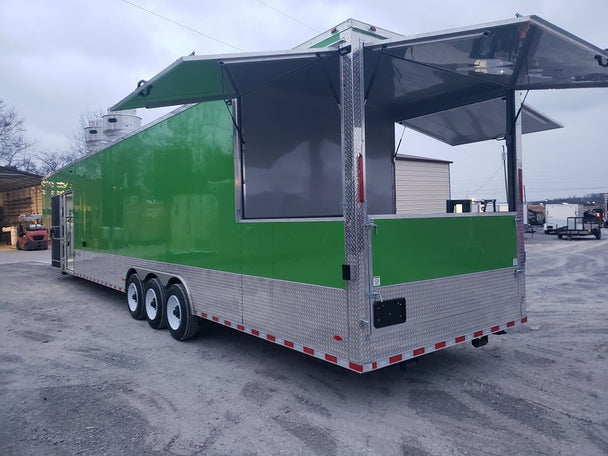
[51,195,60,268]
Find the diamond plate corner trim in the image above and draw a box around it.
[341,34,371,362]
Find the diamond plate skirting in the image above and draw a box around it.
[363,267,526,362]
[72,250,524,368]
[72,249,349,358]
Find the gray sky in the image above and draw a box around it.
[1,0,607,201]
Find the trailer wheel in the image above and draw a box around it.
[144,278,167,330]
[594,229,601,240]
[166,283,199,341]
[126,274,146,320]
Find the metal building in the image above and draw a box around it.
[395,155,451,214]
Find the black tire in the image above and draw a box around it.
[126,274,146,320]
[144,278,167,329]
[595,229,601,240]
[16,241,21,250]
[166,283,199,341]
[557,234,563,239]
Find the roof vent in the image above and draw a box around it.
[102,109,141,138]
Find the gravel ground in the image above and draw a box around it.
[0,231,607,456]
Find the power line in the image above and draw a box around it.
[121,0,245,51]
[468,164,503,195]
[254,0,319,32]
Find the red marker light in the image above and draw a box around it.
[358,154,365,203]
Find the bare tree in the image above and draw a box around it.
[37,109,105,175]
[0,99,36,172]
[37,149,76,175]
[70,109,105,158]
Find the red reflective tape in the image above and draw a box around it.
[491,326,500,333]
[303,346,314,355]
[201,313,207,318]
[518,169,524,204]
[435,341,447,350]
[224,320,231,326]
[372,361,378,370]
[389,354,402,364]
[237,325,245,331]
[212,316,219,322]
[267,334,276,342]
[507,321,515,328]
[474,330,484,338]
[284,340,294,348]
[413,348,425,357]
[521,317,528,323]
[358,154,365,203]
[325,354,337,363]
[252,329,260,336]
[349,362,363,373]
[455,336,466,343]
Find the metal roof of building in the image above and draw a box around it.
[0,166,43,193]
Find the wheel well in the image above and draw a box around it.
[143,273,159,283]
[167,277,183,288]
[166,277,195,313]
[126,268,138,282]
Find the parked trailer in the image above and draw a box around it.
[557,217,602,240]
[43,17,608,373]
[544,203,584,234]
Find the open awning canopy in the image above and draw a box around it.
[110,15,607,145]
[111,47,343,111]
[365,15,608,92]
[400,98,562,146]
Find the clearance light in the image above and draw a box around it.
[358,154,365,203]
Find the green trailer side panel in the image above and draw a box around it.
[372,216,517,285]
[241,221,345,287]
[46,102,346,289]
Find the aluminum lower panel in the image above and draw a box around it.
[365,268,525,362]
[73,250,349,358]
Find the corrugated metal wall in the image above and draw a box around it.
[395,159,450,214]
[0,185,43,227]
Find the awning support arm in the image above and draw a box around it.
[224,99,245,146]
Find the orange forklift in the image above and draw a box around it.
[16,214,48,251]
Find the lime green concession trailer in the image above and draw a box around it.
[44,17,608,373]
